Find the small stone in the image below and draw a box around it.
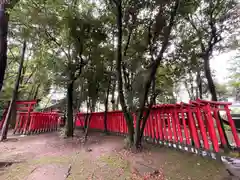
[86,148,92,152]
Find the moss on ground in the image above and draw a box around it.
[0,155,71,180]
[98,154,130,170]
[67,153,132,180]
[0,151,132,180]
[0,148,228,180]
[0,133,230,180]
[147,146,227,180]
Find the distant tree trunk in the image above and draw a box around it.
[104,78,111,133]
[83,101,95,142]
[76,86,82,111]
[10,68,38,128]
[236,88,240,102]
[203,55,230,149]
[65,80,74,137]
[116,94,120,110]
[184,71,195,100]
[84,98,90,131]
[0,40,26,141]
[28,84,35,99]
[111,80,116,110]
[33,83,40,99]
[185,81,194,100]
[196,70,203,99]
[0,5,9,93]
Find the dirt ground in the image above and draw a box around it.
[0,130,229,180]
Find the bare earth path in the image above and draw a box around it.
[0,130,228,180]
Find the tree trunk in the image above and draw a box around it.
[111,80,116,110]
[134,0,180,149]
[116,94,120,110]
[104,79,111,133]
[33,83,40,99]
[115,0,134,145]
[0,5,9,93]
[65,80,74,137]
[83,102,95,142]
[236,88,240,102]
[0,40,26,141]
[10,63,34,128]
[203,56,230,149]
[196,70,203,99]
[203,57,217,101]
[28,84,35,99]
[84,98,90,131]
[9,103,16,128]
[134,72,155,149]
[83,112,92,142]
[134,111,141,148]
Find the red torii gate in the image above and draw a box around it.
[0,100,38,132]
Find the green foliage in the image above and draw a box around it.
[1,0,239,127]
[215,82,229,100]
[0,41,52,102]
[228,55,240,101]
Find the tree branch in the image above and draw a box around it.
[205,0,222,56]
[137,0,180,140]
[23,68,36,84]
[147,20,155,62]
[185,15,206,52]
[122,24,135,91]
[6,0,20,9]
[44,30,71,61]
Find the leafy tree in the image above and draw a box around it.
[110,0,194,148]
[181,0,239,149]
[21,0,108,137]
[185,0,238,101]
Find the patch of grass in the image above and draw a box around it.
[33,155,70,165]
[0,162,33,180]
[148,147,227,180]
[0,155,72,180]
[66,153,132,180]
[99,154,130,170]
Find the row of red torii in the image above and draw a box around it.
[0,99,239,161]
[0,100,59,134]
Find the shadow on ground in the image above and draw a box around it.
[0,130,229,180]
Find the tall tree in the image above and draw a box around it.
[13,0,108,137]
[0,0,19,93]
[0,40,26,141]
[185,0,239,149]
[112,0,182,148]
[0,3,9,93]
[186,0,238,101]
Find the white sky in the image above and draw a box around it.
[177,50,238,102]
[211,50,238,83]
